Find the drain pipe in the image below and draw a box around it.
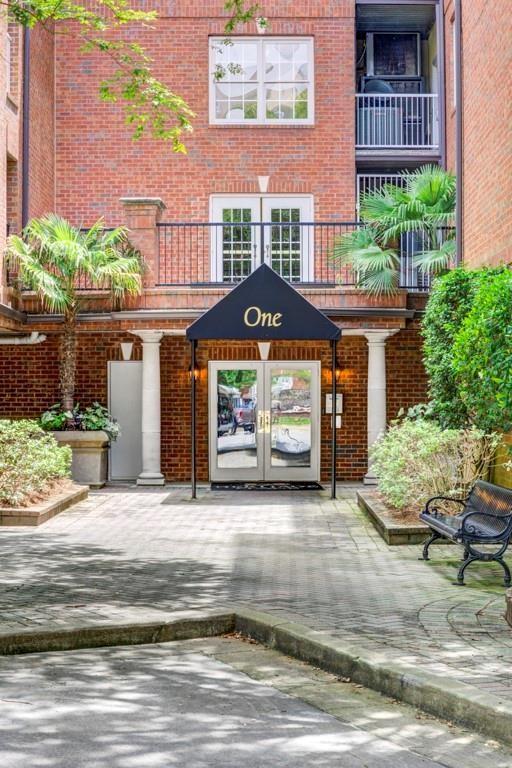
[454,0,463,266]
[0,332,46,345]
[21,28,31,229]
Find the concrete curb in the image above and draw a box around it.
[0,485,89,526]
[1,606,511,748]
[234,607,512,748]
[0,613,235,655]
[356,490,430,545]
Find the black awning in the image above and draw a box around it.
[186,264,341,341]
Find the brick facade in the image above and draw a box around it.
[0,325,426,482]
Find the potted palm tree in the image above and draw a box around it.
[6,215,144,487]
[333,166,456,295]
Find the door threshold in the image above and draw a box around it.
[210,481,324,491]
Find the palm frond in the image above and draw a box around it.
[356,266,400,296]
[414,239,456,275]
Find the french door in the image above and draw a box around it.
[210,196,313,283]
[209,361,320,482]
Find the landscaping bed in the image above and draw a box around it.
[357,489,430,545]
[0,481,88,526]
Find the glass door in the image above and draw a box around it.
[210,198,260,283]
[209,361,320,483]
[209,362,264,481]
[262,197,313,282]
[264,362,320,482]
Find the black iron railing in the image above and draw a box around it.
[157,221,453,291]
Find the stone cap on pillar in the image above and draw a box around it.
[120,198,166,229]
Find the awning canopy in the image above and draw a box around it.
[186,264,341,341]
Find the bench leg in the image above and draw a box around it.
[456,554,479,585]
[421,530,442,561]
[497,557,512,588]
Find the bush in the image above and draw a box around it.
[0,420,71,506]
[421,268,484,427]
[370,418,499,512]
[453,269,512,432]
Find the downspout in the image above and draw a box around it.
[21,28,31,229]
[454,0,463,265]
[0,332,46,345]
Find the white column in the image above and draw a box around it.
[132,330,165,485]
[363,330,398,485]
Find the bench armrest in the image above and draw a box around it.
[461,510,512,540]
[424,496,466,517]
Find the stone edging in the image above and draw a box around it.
[357,489,430,545]
[0,485,89,526]
[506,589,512,627]
[0,607,511,748]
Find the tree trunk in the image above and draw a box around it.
[60,313,77,423]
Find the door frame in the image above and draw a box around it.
[209,194,314,283]
[208,360,320,483]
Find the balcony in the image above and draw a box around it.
[356,93,439,150]
[156,221,435,292]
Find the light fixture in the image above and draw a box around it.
[120,342,133,361]
[258,341,271,361]
[188,365,199,381]
[258,175,270,193]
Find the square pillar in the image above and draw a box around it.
[120,197,166,288]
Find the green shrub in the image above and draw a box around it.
[0,420,72,506]
[421,268,484,427]
[453,269,512,432]
[370,418,499,511]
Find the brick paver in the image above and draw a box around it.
[0,485,511,699]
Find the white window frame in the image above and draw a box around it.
[209,37,314,126]
[209,194,314,283]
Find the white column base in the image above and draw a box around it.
[363,471,378,485]
[137,473,165,486]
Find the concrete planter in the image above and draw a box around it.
[357,489,431,545]
[53,431,109,488]
[506,589,512,627]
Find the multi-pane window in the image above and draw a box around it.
[221,208,254,282]
[270,208,302,282]
[210,37,314,124]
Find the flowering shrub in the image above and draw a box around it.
[0,420,71,507]
[370,418,500,512]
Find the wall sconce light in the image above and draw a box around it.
[120,342,133,361]
[258,341,271,361]
[335,368,343,384]
[188,365,199,382]
[258,175,270,193]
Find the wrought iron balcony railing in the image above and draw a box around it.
[157,221,446,291]
[356,93,439,150]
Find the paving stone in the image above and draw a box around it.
[0,486,510,703]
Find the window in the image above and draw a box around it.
[210,196,314,282]
[210,37,314,125]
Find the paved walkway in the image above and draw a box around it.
[2,636,511,768]
[1,486,511,701]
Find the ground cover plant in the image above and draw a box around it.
[0,420,71,507]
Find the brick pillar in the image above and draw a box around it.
[120,197,166,288]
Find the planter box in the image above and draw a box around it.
[53,431,109,488]
[357,490,431,545]
[506,590,512,627]
[0,484,88,526]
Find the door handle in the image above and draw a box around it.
[265,411,271,431]
[257,411,265,430]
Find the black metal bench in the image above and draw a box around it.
[419,480,512,586]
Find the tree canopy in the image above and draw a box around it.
[7,0,259,149]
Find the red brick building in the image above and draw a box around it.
[0,1,500,488]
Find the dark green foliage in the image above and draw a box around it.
[421,268,484,427]
[453,270,512,432]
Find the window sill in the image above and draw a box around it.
[209,122,315,129]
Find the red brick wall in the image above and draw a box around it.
[458,0,512,267]
[0,323,427,483]
[54,3,356,225]
[29,26,55,219]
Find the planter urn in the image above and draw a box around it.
[53,431,109,488]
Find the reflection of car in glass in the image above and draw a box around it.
[217,386,236,437]
[233,400,256,433]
